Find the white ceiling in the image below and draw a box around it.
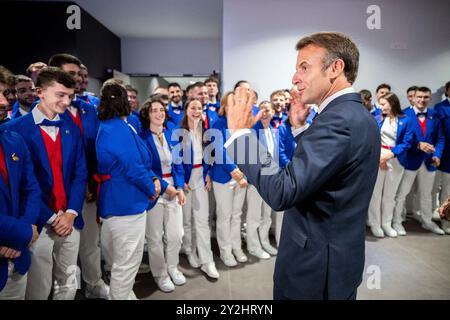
[73,0,222,39]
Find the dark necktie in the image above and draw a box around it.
[39,119,64,127]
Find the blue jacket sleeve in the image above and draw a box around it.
[18,136,41,226]
[433,120,445,160]
[0,215,32,249]
[278,126,290,169]
[112,130,156,198]
[391,118,414,157]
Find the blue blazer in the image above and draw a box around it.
[127,113,143,136]
[0,130,41,291]
[306,108,317,124]
[278,123,296,168]
[434,99,450,173]
[400,107,445,171]
[10,100,39,119]
[270,113,288,128]
[4,114,87,231]
[141,128,185,193]
[96,118,156,218]
[371,105,381,117]
[205,106,219,130]
[376,114,414,160]
[167,103,184,129]
[226,93,380,299]
[79,94,100,108]
[210,116,238,184]
[61,97,99,177]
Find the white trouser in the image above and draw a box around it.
[26,226,80,300]
[146,197,183,277]
[182,185,213,264]
[213,181,247,257]
[394,163,436,225]
[432,170,450,210]
[368,157,404,228]
[405,181,419,215]
[275,211,284,247]
[101,212,146,300]
[79,200,103,287]
[0,262,27,300]
[246,185,272,252]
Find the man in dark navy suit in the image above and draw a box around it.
[225,32,380,300]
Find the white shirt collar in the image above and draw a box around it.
[317,87,356,114]
[413,106,428,114]
[19,107,29,116]
[32,104,61,125]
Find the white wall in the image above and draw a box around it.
[121,37,221,76]
[223,0,450,106]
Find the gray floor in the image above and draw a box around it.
[133,218,450,300]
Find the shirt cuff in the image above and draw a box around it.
[292,123,310,137]
[224,129,252,148]
[66,209,79,217]
[46,214,59,225]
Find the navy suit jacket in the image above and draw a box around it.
[0,129,41,291]
[4,114,87,231]
[226,93,380,299]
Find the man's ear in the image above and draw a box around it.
[329,59,345,80]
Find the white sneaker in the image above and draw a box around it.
[392,223,407,236]
[232,249,248,263]
[432,209,441,222]
[187,253,200,269]
[370,225,384,238]
[221,253,238,267]
[422,221,445,235]
[381,225,398,238]
[85,281,110,300]
[168,267,186,286]
[442,220,450,234]
[249,249,271,260]
[412,212,424,224]
[156,276,175,292]
[200,262,219,279]
[262,244,278,256]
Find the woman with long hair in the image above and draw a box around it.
[368,92,414,238]
[180,98,219,279]
[139,97,187,292]
[96,79,160,299]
